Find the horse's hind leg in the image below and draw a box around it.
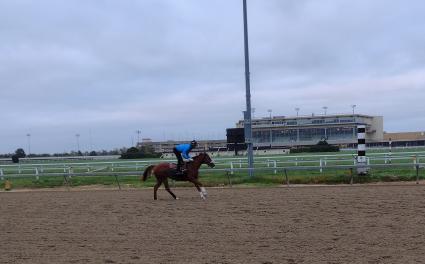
[153,179,163,200]
[163,179,177,200]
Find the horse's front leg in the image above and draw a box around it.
[187,177,207,200]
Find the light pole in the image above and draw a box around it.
[26,133,31,157]
[89,129,93,152]
[136,130,141,147]
[295,107,300,117]
[351,104,356,115]
[75,133,80,153]
[243,0,254,177]
[268,109,272,145]
[323,106,328,115]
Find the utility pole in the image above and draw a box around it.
[243,0,254,177]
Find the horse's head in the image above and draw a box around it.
[196,152,215,168]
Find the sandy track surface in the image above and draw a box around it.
[1,185,425,264]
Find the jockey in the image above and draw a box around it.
[173,140,198,174]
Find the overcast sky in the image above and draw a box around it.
[1,0,425,154]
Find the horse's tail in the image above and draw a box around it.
[142,165,155,181]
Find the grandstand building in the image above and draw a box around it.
[236,114,384,147]
[140,114,386,153]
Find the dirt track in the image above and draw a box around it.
[1,185,425,264]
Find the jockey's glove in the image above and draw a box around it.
[184,158,194,162]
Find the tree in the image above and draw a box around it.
[120,146,161,159]
[291,140,339,153]
[15,148,26,158]
[11,155,19,163]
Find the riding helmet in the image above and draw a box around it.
[190,140,198,147]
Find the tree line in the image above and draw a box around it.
[1,145,161,163]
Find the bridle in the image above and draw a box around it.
[198,152,215,167]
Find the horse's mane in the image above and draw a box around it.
[193,152,207,159]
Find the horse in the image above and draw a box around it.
[142,152,215,200]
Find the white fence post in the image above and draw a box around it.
[320,159,323,173]
[0,169,4,180]
[230,162,234,175]
[35,168,39,180]
[273,160,277,174]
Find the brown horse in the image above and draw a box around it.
[142,152,215,200]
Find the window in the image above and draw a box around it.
[325,119,338,123]
[271,129,297,143]
[312,119,324,124]
[339,119,354,123]
[327,127,355,140]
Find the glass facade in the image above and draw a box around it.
[327,127,355,140]
[272,129,297,143]
[252,130,272,143]
[298,128,326,141]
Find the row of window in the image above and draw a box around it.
[250,118,356,127]
[252,127,356,143]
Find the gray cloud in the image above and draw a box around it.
[1,0,425,153]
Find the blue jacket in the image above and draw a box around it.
[175,144,193,159]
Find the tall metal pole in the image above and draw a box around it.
[136,130,141,147]
[351,104,356,115]
[268,109,272,146]
[26,133,31,157]
[75,133,80,153]
[243,0,254,177]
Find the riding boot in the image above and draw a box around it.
[176,164,183,175]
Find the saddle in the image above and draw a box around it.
[169,163,188,181]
